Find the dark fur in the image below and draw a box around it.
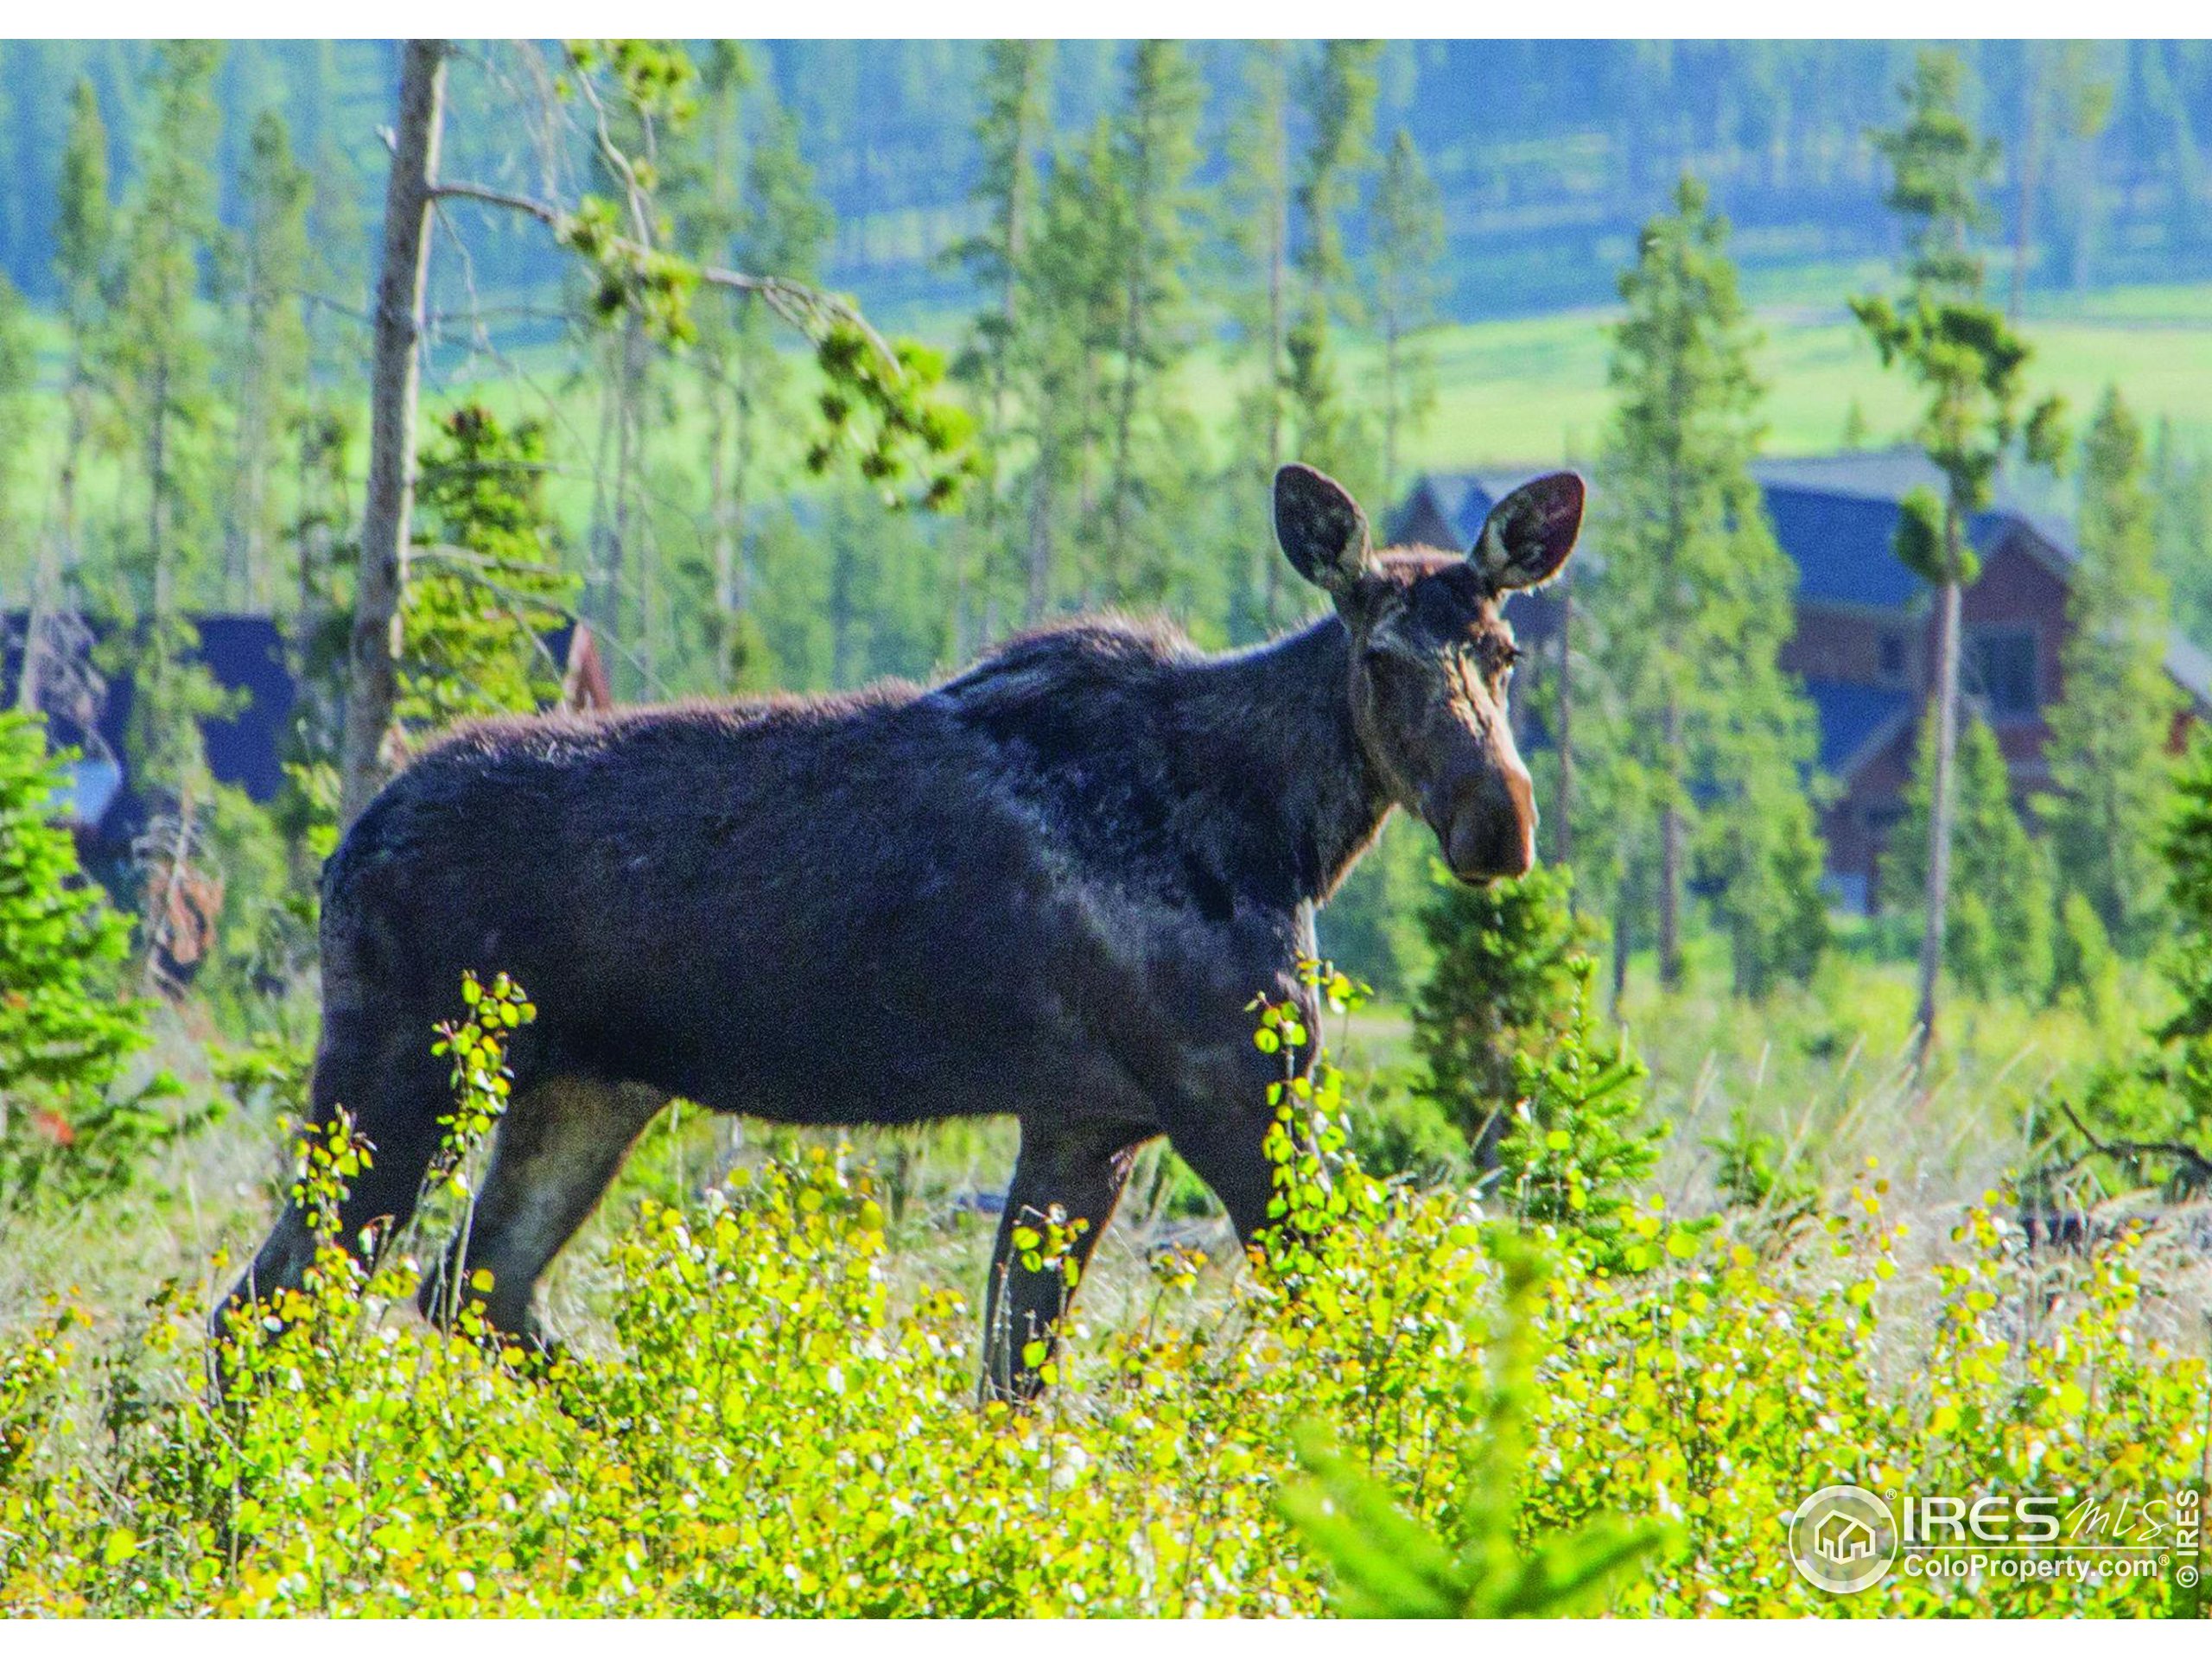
[223,467,1580,1397]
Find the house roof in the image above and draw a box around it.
[1804,678,1916,780]
[1385,471,1522,550]
[1758,486,2015,612]
[1393,450,2212,716]
[5,612,616,844]
[3,613,297,843]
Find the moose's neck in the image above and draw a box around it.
[1180,613,1395,911]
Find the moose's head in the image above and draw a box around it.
[1274,462,1584,884]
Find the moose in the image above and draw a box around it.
[221,463,1583,1397]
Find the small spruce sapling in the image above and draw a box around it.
[1280,1231,1672,1617]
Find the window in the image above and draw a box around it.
[1878,630,1907,684]
[1968,627,2039,718]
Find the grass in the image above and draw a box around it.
[1296,278,2212,469]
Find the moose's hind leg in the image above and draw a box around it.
[419,1075,666,1346]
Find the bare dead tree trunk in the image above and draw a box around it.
[338,38,447,832]
[1914,509,1967,1065]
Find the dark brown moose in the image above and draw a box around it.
[222,464,1583,1397]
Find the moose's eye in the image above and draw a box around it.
[1478,637,1522,676]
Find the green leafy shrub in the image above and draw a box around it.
[1282,1231,1671,1617]
[3,968,2205,1618]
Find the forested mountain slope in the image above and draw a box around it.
[3,40,2209,323]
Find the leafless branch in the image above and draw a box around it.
[431,179,564,229]
[2039,1097,2212,1190]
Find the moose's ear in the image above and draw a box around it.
[1274,464,1375,597]
[1472,473,1585,591]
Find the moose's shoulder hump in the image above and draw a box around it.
[939,616,1197,710]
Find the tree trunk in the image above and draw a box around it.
[976,48,1044,650]
[1551,571,1574,868]
[22,387,92,715]
[338,38,446,832]
[1915,538,1967,1064]
[726,332,758,635]
[149,356,171,621]
[706,367,738,686]
[1611,880,1632,1017]
[14,556,50,716]
[1259,105,1287,632]
[610,311,646,670]
[1024,450,1055,626]
[1658,691,1685,989]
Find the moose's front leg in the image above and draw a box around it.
[982,1119,1147,1402]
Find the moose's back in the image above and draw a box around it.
[319,626,1243,1131]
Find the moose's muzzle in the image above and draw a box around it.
[1432,762,1537,885]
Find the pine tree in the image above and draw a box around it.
[225,108,313,612]
[1852,48,2067,1058]
[1286,40,1380,493]
[1369,128,1445,503]
[1096,41,1206,611]
[2152,420,2212,650]
[951,40,1053,646]
[673,58,837,690]
[52,76,112,588]
[104,41,229,816]
[2160,730,2212,1047]
[2042,386,2182,957]
[0,278,31,582]
[338,41,971,828]
[0,711,163,1217]
[1411,863,1592,1166]
[1221,41,1297,632]
[1885,713,2053,1001]
[1014,122,1122,620]
[398,405,582,736]
[16,79,111,726]
[1587,175,1825,995]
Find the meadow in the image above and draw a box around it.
[3,929,2207,1617]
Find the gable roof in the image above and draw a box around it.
[1804,678,1916,781]
[1385,471,1523,550]
[1393,450,2212,715]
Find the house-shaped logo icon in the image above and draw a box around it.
[1789,1485,1899,1593]
[1815,1511,1877,1566]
